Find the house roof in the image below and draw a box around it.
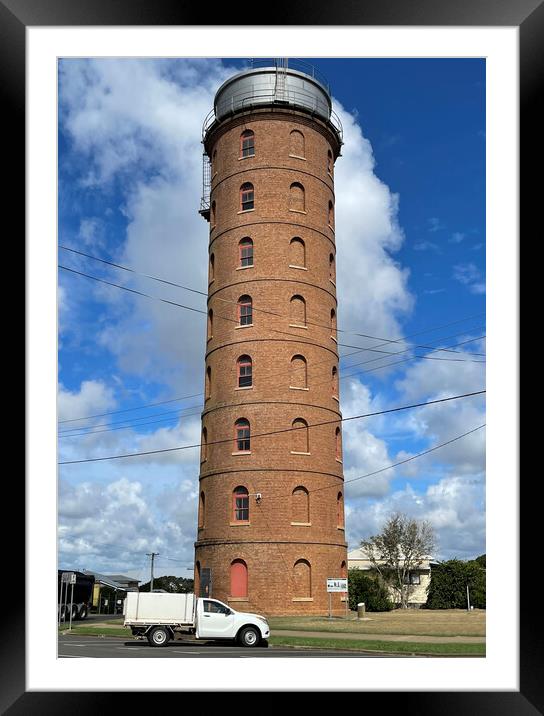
[348,547,434,566]
[105,574,140,583]
[81,570,138,591]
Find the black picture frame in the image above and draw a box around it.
[11,0,532,710]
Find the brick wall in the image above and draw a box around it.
[195,108,348,616]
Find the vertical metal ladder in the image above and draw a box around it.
[275,58,288,103]
[198,152,211,220]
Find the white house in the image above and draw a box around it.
[347,547,435,607]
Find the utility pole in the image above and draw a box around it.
[146,552,159,592]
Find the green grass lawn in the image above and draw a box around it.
[268,609,485,637]
[269,635,485,656]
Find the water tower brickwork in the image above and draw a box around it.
[194,63,348,615]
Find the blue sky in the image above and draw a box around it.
[58,58,486,579]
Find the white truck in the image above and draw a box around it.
[123,592,270,648]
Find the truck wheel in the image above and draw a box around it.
[71,605,78,621]
[147,626,170,647]
[238,627,260,648]
[78,606,88,620]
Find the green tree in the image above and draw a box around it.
[361,512,435,608]
[348,568,393,612]
[426,558,485,609]
[139,575,194,593]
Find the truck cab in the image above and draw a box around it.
[123,592,270,648]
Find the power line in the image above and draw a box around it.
[58,389,485,464]
[60,246,485,356]
[58,333,485,438]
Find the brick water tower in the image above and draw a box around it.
[195,59,347,615]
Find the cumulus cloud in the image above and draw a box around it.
[59,476,198,572]
[58,380,117,422]
[346,473,485,560]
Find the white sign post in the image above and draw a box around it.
[326,578,348,619]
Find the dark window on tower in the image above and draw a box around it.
[205,365,211,400]
[237,355,253,388]
[328,201,334,227]
[335,426,342,461]
[209,253,215,282]
[329,253,335,282]
[332,366,338,399]
[201,427,208,462]
[240,130,255,158]
[233,486,250,521]
[327,150,333,175]
[337,492,344,528]
[211,200,216,225]
[199,491,206,528]
[238,295,253,326]
[207,309,213,340]
[235,419,251,452]
[240,183,254,211]
[239,238,254,267]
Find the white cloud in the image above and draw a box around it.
[346,474,485,560]
[58,380,117,422]
[453,262,486,294]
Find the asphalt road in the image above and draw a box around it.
[58,634,399,658]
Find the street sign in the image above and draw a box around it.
[61,571,76,584]
[327,578,348,592]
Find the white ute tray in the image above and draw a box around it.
[124,592,195,625]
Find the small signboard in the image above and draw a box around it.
[61,571,76,584]
[327,578,348,593]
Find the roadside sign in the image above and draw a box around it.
[61,571,76,584]
[327,578,348,592]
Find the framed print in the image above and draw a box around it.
[13,0,534,709]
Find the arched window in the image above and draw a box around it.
[328,201,334,227]
[230,559,248,598]
[235,419,251,453]
[293,559,311,598]
[327,150,333,175]
[233,486,250,522]
[337,492,344,528]
[329,253,335,282]
[330,309,337,340]
[201,427,208,462]
[238,295,253,326]
[209,253,215,282]
[239,237,254,268]
[340,560,347,578]
[290,355,307,389]
[240,182,254,211]
[292,418,309,454]
[240,130,255,158]
[211,200,216,225]
[290,130,305,158]
[289,182,305,212]
[332,365,338,399]
[198,491,205,528]
[292,486,310,524]
[290,295,306,327]
[289,237,306,268]
[212,149,217,175]
[335,426,342,461]
[207,309,213,340]
[205,365,211,400]
[195,561,201,596]
[237,355,252,388]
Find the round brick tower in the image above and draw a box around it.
[195,60,347,615]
